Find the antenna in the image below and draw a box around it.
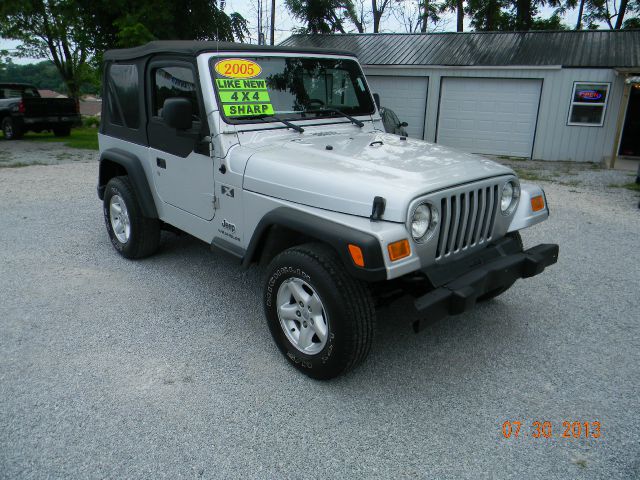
[270,0,276,45]
[216,0,222,141]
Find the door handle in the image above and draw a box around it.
[156,158,166,169]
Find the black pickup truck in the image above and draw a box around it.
[0,83,80,140]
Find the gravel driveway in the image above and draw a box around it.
[0,140,98,168]
[1,141,639,479]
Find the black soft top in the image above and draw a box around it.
[103,40,357,62]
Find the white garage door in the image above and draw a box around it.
[366,75,428,138]
[437,77,542,158]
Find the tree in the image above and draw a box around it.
[583,0,638,28]
[0,49,12,75]
[439,0,464,31]
[466,0,512,30]
[576,0,586,28]
[622,15,640,26]
[614,0,629,26]
[510,0,563,30]
[371,0,393,32]
[347,0,368,32]
[286,0,339,33]
[456,0,465,30]
[0,0,96,101]
[1,60,66,92]
[531,11,570,28]
[1,0,249,101]
[286,0,399,33]
[466,0,567,31]
[393,0,442,32]
[78,0,249,49]
[285,0,360,32]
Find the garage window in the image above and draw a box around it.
[567,82,610,127]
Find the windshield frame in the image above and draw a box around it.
[208,53,376,126]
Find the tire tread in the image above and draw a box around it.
[280,243,375,375]
[105,176,160,259]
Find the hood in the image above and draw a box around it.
[242,130,513,222]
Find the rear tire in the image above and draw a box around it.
[477,232,523,302]
[2,118,23,140]
[103,176,160,259]
[263,243,375,379]
[53,125,71,137]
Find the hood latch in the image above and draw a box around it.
[370,196,386,221]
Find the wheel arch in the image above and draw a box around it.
[242,207,387,282]
[98,148,158,218]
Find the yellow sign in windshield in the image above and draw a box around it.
[215,77,274,117]
[214,58,262,79]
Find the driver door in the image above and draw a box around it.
[147,61,215,221]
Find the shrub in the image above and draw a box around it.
[83,116,100,128]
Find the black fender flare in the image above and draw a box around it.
[243,207,387,282]
[98,148,158,218]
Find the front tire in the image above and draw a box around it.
[2,118,23,140]
[264,243,375,380]
[103,176,160,259]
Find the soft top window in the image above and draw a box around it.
[210,56,375,125]
[152,66,200,120]
[106,64,140,129]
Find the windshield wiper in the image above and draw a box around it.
[243,114,304,133]
[306,107,364,128]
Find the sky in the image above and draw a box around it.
[1,0,582,64]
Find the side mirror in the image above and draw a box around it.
[162,97,193,130]
[400,121,408,127]
[373,93,381,109]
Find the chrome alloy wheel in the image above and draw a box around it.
[109,194,131,243]
[276,277,329,355]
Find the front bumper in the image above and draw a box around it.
[412,240,558,331]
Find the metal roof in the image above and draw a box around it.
[103,40,355,61]
[280,30,640,68]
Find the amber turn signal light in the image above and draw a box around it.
[531,195,545,212]
[388,239,411,261]
[348,244,365,267]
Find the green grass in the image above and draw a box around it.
[495,155,527,162]
[20,127,99,150]
[513,167,585,187]
[513,168,549,182]
[625,183,640,192]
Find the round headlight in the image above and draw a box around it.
[501,181,520,214]
[411,204,432,241]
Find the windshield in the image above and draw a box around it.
[210,56,375,124]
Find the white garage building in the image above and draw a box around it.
[281,30,640,165]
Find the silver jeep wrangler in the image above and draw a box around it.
[97,41,558,379]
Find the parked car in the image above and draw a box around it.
[0,83,80,139]
[97,41,558,379]
[379,106,408,136]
